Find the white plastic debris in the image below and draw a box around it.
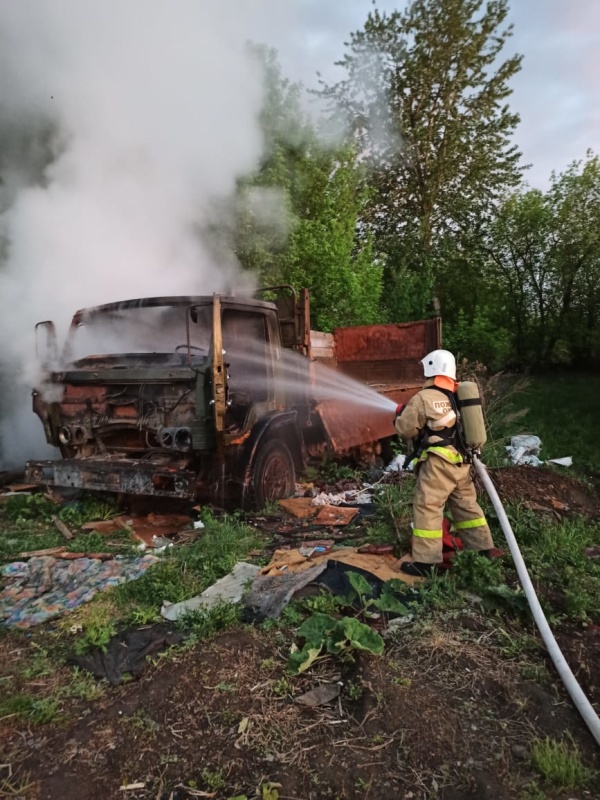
[312,492,347,506]
[160,561,261,621]
[193,520,205,530]
[505,435,573,467]
[547,456,573,467]
[505,435,543,466]
[385,454,405,473]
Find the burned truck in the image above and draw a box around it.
[26,287,441,508]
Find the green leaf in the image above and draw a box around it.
[288,644,322,675]
[348,571,373,599]
[327,617,384,656]
[296,612,337,645]
[373,593,410,615]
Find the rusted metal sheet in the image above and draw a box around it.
[333,319,441,363]
[315,384,423,453]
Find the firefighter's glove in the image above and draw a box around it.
[395,403,405,418]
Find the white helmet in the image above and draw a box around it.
[421,349,456,380]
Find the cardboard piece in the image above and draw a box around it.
[278,497,319,518]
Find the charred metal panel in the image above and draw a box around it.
[315,384,421,453]
[26,458,196,499]
[314,399,391,452]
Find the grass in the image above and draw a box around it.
[482,373,600,476]
[531,735,596,789]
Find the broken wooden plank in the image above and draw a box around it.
[18,547,67,558]
[278,497,318,518]
[52,515,73,541]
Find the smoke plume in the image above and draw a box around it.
[0,1,298,467]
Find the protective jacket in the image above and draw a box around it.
[394,378,494,564]
[394,377,462,465]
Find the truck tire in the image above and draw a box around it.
[250,438,296,509]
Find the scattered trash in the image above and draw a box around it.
[295,682,342,707]
[0,554,159,628]
[547,456,573,467]
[52,514,74,540]
[506,435,543,466]
[161,562,261,621]
[278,497,319,518]
[314,505,359,526]
[193,519,206,529]
[242,547,422,622]
[312,491,372,506]
[505,435,572,468]
[384,614,415,634]
[385,455,405,473]
[71,623,185,685]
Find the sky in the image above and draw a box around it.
[279,0,600,189]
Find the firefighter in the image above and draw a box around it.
[394,349,495,577]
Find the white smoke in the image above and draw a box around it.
[0,1,291,467]
[0,0,391,468]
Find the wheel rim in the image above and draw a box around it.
[260,452,292,501]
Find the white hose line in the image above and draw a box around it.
[473,456,600,747]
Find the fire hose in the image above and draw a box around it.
[473,456,600,747]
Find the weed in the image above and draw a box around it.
[73,604,117,655]
[371,480,414,547]
[200,769,226,791]
[0,693,61,724]
[530,735,595,789]
[19,642,56,680]
[177,603,240,643]
[451,549,504,594]
[272,677,295,697]
[393,676,412,688]
[355,777,370,792]
[57,495,119,528]
[259,657,277,671]
[345,680,363,700]
[0,494,57,524]
[65,667,106,701]
[121,709,159,736]
[299,590,344,616]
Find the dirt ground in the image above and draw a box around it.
[1,465,599,800]
[488,465,600,519]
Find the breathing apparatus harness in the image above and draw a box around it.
[403,386,471,470]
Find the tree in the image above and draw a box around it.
[319,0,523,321]
[483,152,600,367]
[234,47,383,331]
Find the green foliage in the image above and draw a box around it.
[177,602,240,643]
[530,735,595,789]
[114,512,261,610]
[1,493,57,524]
[483,153,600,368]
[73,605,117,655]
[451,550,504,594]
[0,692,62,724]
[346,571,411,617]
[444,310,512,373]
[288,612,384,674]
[235,46,383,331]
[320,0,523,320]
[57,495,119,528]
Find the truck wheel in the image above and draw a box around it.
[250,439,296,509]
